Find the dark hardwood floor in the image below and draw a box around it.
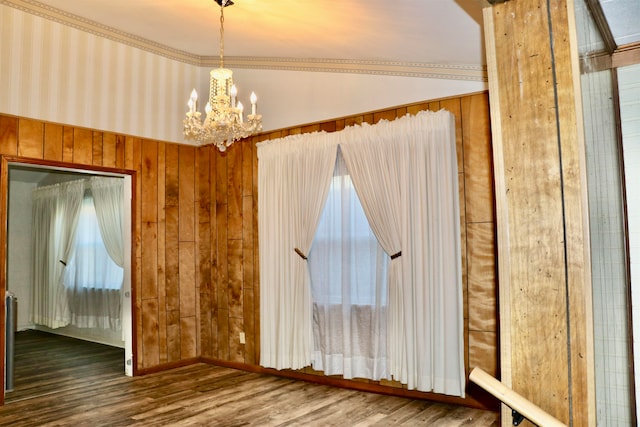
[1,331,499,426]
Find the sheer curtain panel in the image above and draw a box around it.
[62,192,123,330]
[32,180,84,328]
[308,148,390,380]
[258,134,338,370]
[343,110,464,396]
[90,177,125,268]
[32,178,124,332]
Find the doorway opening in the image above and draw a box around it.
[2,158,135,404]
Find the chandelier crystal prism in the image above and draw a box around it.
[183,0,262,152]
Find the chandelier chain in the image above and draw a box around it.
[219,5,225,68]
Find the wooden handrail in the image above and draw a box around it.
[469,367,567,427]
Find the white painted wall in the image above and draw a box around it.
[0,4,486,145]
[7,180,36,331]
[231,68,486,133]
[618,63,640,421]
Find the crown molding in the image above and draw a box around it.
[211,57,487,81]
[3,0,487,82]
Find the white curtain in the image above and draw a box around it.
[31,180,84,328]
[258,110,464,397]
[32,177,124,331]
[341,110,465,396]
[258,134,338,370]
[85,176,125,331]
[340,111,465,396]
[308,148,389,380]
[338,122,404,385]
[90,177,125,268]
[62,192,123,330]
[405,110,463,396]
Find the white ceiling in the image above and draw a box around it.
[28,0,487,69]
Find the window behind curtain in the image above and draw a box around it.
[308,148,389,380]
[64,192,123,290]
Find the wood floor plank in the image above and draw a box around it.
[1,331,499,426]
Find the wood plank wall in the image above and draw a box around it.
[198,92,498,407]
[0,116,200,371]
[484,0,594,423]
[0,91,496,407]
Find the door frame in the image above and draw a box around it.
[0,155,138,405]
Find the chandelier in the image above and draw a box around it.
[183,0,262,151]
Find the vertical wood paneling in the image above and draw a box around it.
[242,195,254,292]
[43,123,63,161]
[157,142,168,364]
[467,223,496,332]
[135,256,143,368]
[469,330,498,377]
[214,138,229,364]
[229,316,244,363]
[462,93,494,224]
[227,145,243,240]
[180,316,197,359]
[179,241,196,317]
[165,205,179,311]
[178,145,195,242]
[141,140,158,301]
[72,128,92,165]
[102,133,117,168]
[228,239,243,320]
[209,148,219,359]
[0,116,17,156]
[141,140,158,223]
[373,109,397,124]
[215,153,229,313]
[165,144,180,316]
[319,121,337,133]
[243,287,255,365]
[62,127,74,163]
[92,131,103,166]
[218,307,230,360]
[115,134,125,169]
[178,146,196,328]
[197,146,212,358]
[140,222,158,300]
[166,309,181,363]
[241,139,253,197]
[141,298,159,368]
[17,118,43,159]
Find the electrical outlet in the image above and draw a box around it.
[239,332,246,344]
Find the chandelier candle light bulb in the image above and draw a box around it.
[230,84,237,108]
[182,0,262,152]
[251,92,257,116]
